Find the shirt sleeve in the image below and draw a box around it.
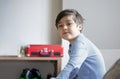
[56,47,88,79]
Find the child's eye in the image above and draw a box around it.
[57,24,63,28]
[67,23,72,26]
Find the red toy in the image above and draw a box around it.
[26,44,63,57]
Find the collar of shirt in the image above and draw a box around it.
[68,33,85,54]
[70,34,85,48]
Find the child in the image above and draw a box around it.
[55,9,106,79]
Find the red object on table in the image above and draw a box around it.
[26,44,63,57]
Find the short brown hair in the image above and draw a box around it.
[55,9,84,28]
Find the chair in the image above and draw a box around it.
[103,58,120,79]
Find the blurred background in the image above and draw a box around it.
[0,0,120,74]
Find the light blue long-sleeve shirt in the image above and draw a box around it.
[56,34,106,79]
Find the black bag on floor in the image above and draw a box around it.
[19,68,41,79]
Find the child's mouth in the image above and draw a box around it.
[63,32,69,35]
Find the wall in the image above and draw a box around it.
[0,0,62,55]
[0,0,62,79]
[62,0,120,71]
[63,0,120,49]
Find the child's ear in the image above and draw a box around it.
[77,24,83,31]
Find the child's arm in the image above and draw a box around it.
[56,48,88,79]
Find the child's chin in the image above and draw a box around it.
[63,37,70,41]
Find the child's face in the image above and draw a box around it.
[57,15,82,43]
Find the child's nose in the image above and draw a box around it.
[63,25,68,29]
